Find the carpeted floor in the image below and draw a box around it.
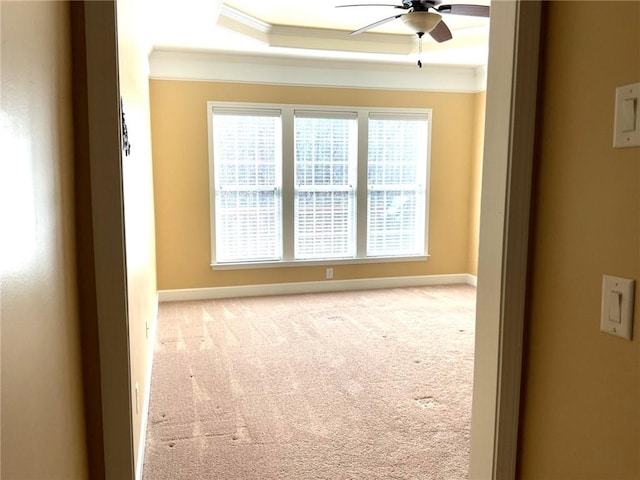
[143,284,476,480]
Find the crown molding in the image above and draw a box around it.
[149,48,487,92]
[219,4,270,33]
[217,4,271,44]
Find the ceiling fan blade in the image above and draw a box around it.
[436,4,490,17]
[428,19,452,42]
[350,13,404,35]
[336,4,405,8]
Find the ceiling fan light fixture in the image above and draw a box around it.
[400,11,442,34]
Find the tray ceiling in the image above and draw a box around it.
[149,0,490,67]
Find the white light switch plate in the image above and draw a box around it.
[601,275,635,340]
[613,82,640,148]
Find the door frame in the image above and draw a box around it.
[72,1,135,478]
[469,1,542,477]
[79,1,542,478]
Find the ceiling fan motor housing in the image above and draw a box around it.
[401,12,442,34]
[402,0,438,11]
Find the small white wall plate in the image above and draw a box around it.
[613,82,640,148]
[600,275,635,340]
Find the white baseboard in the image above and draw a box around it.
[135,292,159,480]
[158,274,477,302]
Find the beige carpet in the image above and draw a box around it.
[143,284,476,479]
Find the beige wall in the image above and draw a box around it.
[519,2,640,478]
[116,0,158,471]
[467,91,485,276]
[0,1,89,478]
[150,80,484,290]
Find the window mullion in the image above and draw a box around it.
[356,111,368,258]
[281,108,295,262]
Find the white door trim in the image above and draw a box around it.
[469,1,542,478]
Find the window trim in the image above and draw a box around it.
[207,101,432,269]
[210,254,431,271]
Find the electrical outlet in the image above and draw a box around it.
[326,268,333,279]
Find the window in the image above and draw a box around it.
[294,112,357,259]
[367,114,427,257]
[208,103,431,267]
[212,109,282,263]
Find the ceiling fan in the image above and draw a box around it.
[336,0,490,66]
[337,0,490,39]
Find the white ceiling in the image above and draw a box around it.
[149,0,490,68]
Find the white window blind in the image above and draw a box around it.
[367,115,428,257]
[212,110,282,263]
[294,113,357,259]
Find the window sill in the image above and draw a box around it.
[211,255,430,271]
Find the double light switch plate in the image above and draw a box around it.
[600,275,635,340]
